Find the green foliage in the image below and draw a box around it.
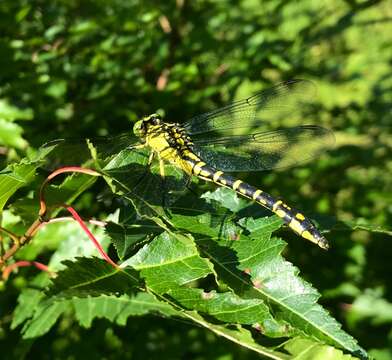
[0,0,391,359]
[4,144,368,358]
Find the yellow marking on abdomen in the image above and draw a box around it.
[296,213,305,221]
[282,203,291,210]
[275,209,288,218]
[199,168,212,177]
[213,171,224,182]
[301,230,317,244]
[289,218,304,234]
[192,161,206,175]
[253,189,267,205]
[232,180,243,190]
[252,190,263,200]
[193,167,201,176]
[272,200,283,211]
[238,187,248,194]
[219,178,227,185]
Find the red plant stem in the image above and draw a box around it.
[2,260,52,280]
[65,206,117,268]
[0,166,107,270]
[1,167,102,267]
[39,166,101,217]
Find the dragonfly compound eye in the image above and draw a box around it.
[133,119,146,137]
[149,113,162,125]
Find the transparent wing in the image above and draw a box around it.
[103,148,190,218]
[192,125,335,172]
[184,79,316,137]
[41,132,139,170]
[43,133,189,217]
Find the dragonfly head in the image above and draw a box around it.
[133,114,162,137]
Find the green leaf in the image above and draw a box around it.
[11,209,109,262]
[347,288,392,327]
[163,194,366,357]
[238,216,284,237]
[21,299,71,339]
[48,257,140,298]
[0,119,28,149]
[337,219,392,236]
[103,147,188,218]
[2,0,391,355]
[9,171,98,226]
[201,187,249,213]
[167,203,239,239]
[107,186,367,356]
[207,216,366,357]
[12,273,66,340]
[168,287,284,337]
[283,338,361,360]
[43,173,98,216]
[177,310,291,359]
[45,79,67,98]
[122,231,214,293]
[12,289,45,329]
[106,220,161,261]
[73,292,180,327]
[11,274,50,329]
[0,99,33,121]
[0,162,39,211]
[0,144,59,211]
[52,222,111,268]
[16,282,180,339]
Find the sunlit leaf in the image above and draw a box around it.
[283,338,361,360]
[48,257,140,298]
[122,232,214,293]
[73,292,180,327]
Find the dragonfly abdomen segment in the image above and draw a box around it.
[187,158,329,250]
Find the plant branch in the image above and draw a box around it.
[2,260,54,280]
[0,166,103,270]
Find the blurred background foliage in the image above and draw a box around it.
[0,0,391,358]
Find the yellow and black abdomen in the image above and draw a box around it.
[185,156,329,250]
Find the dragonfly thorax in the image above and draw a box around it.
[133,113,194,165]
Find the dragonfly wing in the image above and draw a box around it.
[184,79,316,137]
[103,148,189,217]
[192,125,335,172]
[41,133,139,170]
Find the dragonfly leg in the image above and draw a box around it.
[126,143,147,151]
[159,157,165,180]
[156,156,171,214]
[185,176,198,197]
[148,151,155,165]
[125,152,155,193]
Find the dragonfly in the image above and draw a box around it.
[46,79,334,249]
